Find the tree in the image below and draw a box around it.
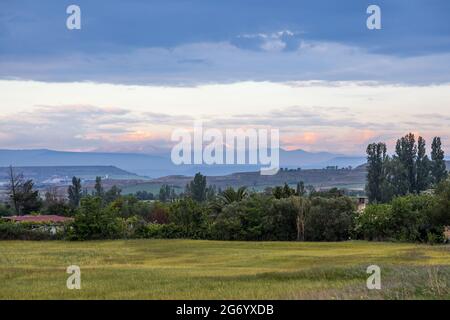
[292,196,310,241]
[296,181,306,196]
[394,133,417,193]
[94,176,104,198]
[159,184,176,202]
[69,196,124,240]
[380,156,408,202]
[366,142,387,203]
[272,183,295,199]
[6,166,41,215]
[68,176,82,208]
[305,196,355,241]
[7,166,24,215]
[43,187,70,216]
[416,136,431,193]
[221,187,248,204]
[104,185,122,204]
[169,198,208,238]
[135,191,154,201]
[15,180,42,215]
[431,137,448,185]
[185,173,207,202]
[205,185,217,201]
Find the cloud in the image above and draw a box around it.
[2,38,450,85]
[236,30,299,52]
[1,80,449,155]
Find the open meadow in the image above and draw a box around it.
[0,240,449,300]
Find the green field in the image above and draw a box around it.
[0,240,449,300]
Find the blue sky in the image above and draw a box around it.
[0,1,449,155]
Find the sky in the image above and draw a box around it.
[0,0,449,155]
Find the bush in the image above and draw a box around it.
[111,195,152,219]
[136,223,185,239]
[168,198,209,239]
[68,197,126,240]
[305,197,356,241]
[355,204,393,241]
[264,197,298,241]
[211,194,270,241]
[0,221,65,240]
[0,203,13,217]
[356,193,447,243]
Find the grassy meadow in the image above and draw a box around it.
[0,240,449,300]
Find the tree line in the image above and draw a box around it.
[366,134,447,203]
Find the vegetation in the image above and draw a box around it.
[6,166,42,215]
[0,134,448,245]
[366,133,448,203]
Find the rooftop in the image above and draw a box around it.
[2,215,74,223]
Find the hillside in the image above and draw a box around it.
[0,149,366,178]
[124,161,450,194]
[0,165,143,185]
[123,165,368,194]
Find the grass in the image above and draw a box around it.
[0,240,449,300]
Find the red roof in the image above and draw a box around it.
[3,215,74,223]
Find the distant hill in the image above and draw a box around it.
[122,165,368,195]
[125,160,450,194]
[0,149,174,178]
[0,149,366,178]
[0,165,142,185]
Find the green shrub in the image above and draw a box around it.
[68,197,126,240]
[168,198,210,239]
[211,194,270,241]
[0,203,13,217]
[136,223,185,239]
[355,204,393,241]
[356,193,446,243]
[264,197,298,241]
[0,221,65,240]
[305,197,356,241]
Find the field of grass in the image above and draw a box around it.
[0,240,449,300]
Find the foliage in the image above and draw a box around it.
[264,197,299,241]
[158,184,177,202]
[305,197,356,241]
[431,137,448,184]
[355,204,393,241]
[67,176,82,208]
[94,176,104,198]
[68,196,125,240]
[42,190,72,216]
[168,198,209,238]
[0,221,65,240]
[104,185,122,204]
[185,172,207,202]
[6,167,42,215]
[0,203,13,217]
[366,142,387,203]
[135,190,155,200]
[136,223,184,239]
[356,192,448,243]
[272,183,296,199]
[211,194,270,241]
[366,134,447,204]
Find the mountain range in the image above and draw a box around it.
[0,149,367,178]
